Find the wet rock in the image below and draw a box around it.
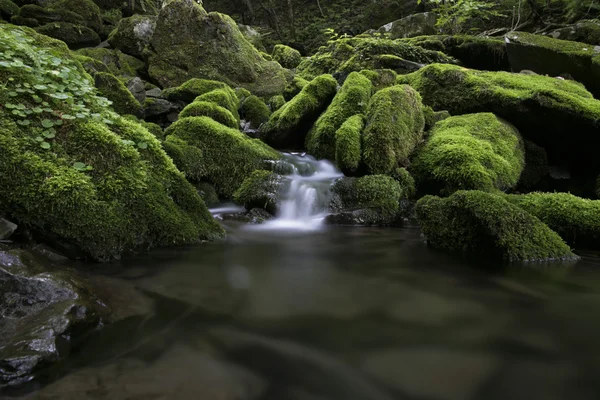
[246,208,274,224]
[126,77,146,104]
[0,218,17,240]
[0,249,106,386]
[389,12,438,39]
[31,244,68,263]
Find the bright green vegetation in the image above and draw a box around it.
[261,74,337,149]
[296,36,457,80]
[76,48,146,79]
[179,101,239,129]
[0,25,224,261]
[164,116,281,197]
[413,113,524,195]
[93,72,142,117]
[240,95,271,129]
[362,85,425,174]
[391,167,416,199]
[272,44,302,69]
[268,95,286,112]
[506,192,600,249]
[335,114,364,172]
[108,14,157,58]
[147,0,287,97]
[161,78,231,104]
[283,76,309,100]
[306,71,373,161]
[233,169,281,213]
[416,191,577,262]
[194,88,240,122]
[359,69,398,91]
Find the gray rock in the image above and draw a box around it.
[145,87,162,98]
[0,218,17,240]
[108,15,157,58]
[127,77,146,104]
[390,12,438,39]
[143,98,178,117]
[32,244,68,263]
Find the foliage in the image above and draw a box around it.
[418,0,504,34]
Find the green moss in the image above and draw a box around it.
[415,190,577,262]
[362,85,425,174]
[505,192,600,249]
[335,114,364,172]
[48,0,103,32]
[359,69,398,91]
[235,87,252,101]
[195,88,240,121]
[272,44,302,69]
[18,4,85,27]
[179,101,239,129]
[260,74,338,149]
[196,181,220,207]
[123,115,164,140]
[240,95,271,129]
[307,71,373,161]
[10,16,40,27]
[161,78,231,104]
[164,116,281,197]
[260,51,273,61]
[76,47,145,78]
[413,113,525,195]
[268,94,286,112]
[283,76,309,101]
[0,0,19,19]
[233,169,281,213]
[391,167,416,199]
[94,72,142,117]
[34,22,101,49]
[72,54,110,75]
[108,14,157,58]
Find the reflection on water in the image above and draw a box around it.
[6,223,600,400]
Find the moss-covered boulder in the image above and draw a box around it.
[16,4,85,27]
[76,48,145,78]
[335,114,364,173]
[164,116,281,197]
[389,12,438,39]
[397,64,600,178]
[413,113,525,195]
[415,190,577,262]
[233,170,282,214]
[0,0,19,20]
[196,181,220,207]
[505,192,600,249]
[297,36,457,80]
[268,94,286,112]
[94,72,143,117]
[161,78,231,104]
[0,25,224,261]
[362,85,425,174]
[283,75,309,101]
[50,0,103,32]
[547,19,600,46]
[194,88,240,121]
[272,44,302,69]
[240,95,271,129]
[306,71,373,161]
[34,22,101,49]
[260,74,337,150]
[147,0,287,97]
[505,32,600,98]
[108,14,157,58]
[179,101,239,129]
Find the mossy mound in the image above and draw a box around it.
[413,113,525,195]
[76,48,145,78]
[164,116,281,197]
[49,0,103,32]
[306,71,373,161]
[0,0,19,20]
[34,22,101,49]
[397,63,600,178]
[362,85,425,174]
[506,192,600,249]
[297,36,457,80]
[416,190,577,262]
[108,14,157,58]
[179,101,239,129]
[16,4,85,27]
[268,95,286,112]
[272,44,302,69]
[335,114,364,173]
[359,68,398,91]
[161,78,231,104]
[233,170,282,214]
[196,181,220,207]
[147,0,288,97]
[260,74,337,150]
[283,75,309,101]
[195,88,240,122]
[0,25,224,261]
[93,72,143,117]
[240,95,271,129]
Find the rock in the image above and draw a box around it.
[517,140,549,190]
[238,23,265,51]
[148,0,288,97]
[161,78,233,104]
[126,77,146,104]
[180,100,239,128]
[0,249,107,386]
[413,113,525,195]
[240,95,271,130]
[34,22,101,49]
[546,19,600,46]
[389,12,438,39]
[233,170,282,214]
[94,72,144,117]
[246,208,274,224]
[415,190,578,262]
[145,87,162,98]
[31,244,68,263]
[196,181,220,207]
[108,14,157,58]
[272,44,302,69]
[0,218,17,240]
[143,97,178,118]
[260,74,337,150]
[17,4,85,26]
[75,47,145,78]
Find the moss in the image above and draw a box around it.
[260,74,338,149]
[94,72,143,117]
[0,25,224,261]
[123,115,164,140]
[48,0,103,33]
[359,69,398,91]
[17,4,85,27]
[415,191,577,262]
[268,94,286,112]
[306,71,373,161]
[161,135,206,181]
[161,78,231,104]
[147,0,287,97]
[72,54,110,75]
[391,167,416,198]
[195,88,240,121]
[76,47,145,78]
[505,192,600,249]
[164,116,281,197]
[196,181,220,207]
[10,16,40,27]
[423,107,450,130]
[34,22,101,49]
[233,170,281,213]
[413,113,525,195]
[179,101,239,129]
[0,0,19,20]
[335,114,364,173]
[260,51,273,61]
[235,87,252,101]
[272,44,302,69]
[362,85,425,174]
[108,14,157,58]
[283,76,309,101]
[240,95,271,129]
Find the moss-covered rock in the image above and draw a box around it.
[108,14,156,58]
[260,74,337,150]
[297,36,457,80]
[148,0,288,97]
[49,0,103,33]
[306,71,373,161]
[362,85,425,174]
[233,169,282,214]
[547,19,600,46]
[179,101,239,129]
[505,192,600,249]
[195,88,240,121]
[413,113,525,195]
[76,47,145,78]
[517,140,549,190]
[34,22,101,49]
[17,4,84,27]
[164,116,281,197]
[0,25,224,261]
[389,12,438,39]
[359,68,398,91]
[161,78,231,104]
[397,63,600,178]
[240,95,271,129]
[283,76,309,101]
[335,114,364,173]
[196,181,220,207]
[415,190,577,262]
[0,0,19,20]
[423,107,450,130]
[272,44,302,69]
[94,72,143,117]
[268,94,286,112]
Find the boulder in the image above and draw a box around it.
[143,97,178,118]
[161,78,232,104]
[389,12,438,39]
[180,101,239,129]
[415,190,577,262]
[272,44,302,69]
[94,72,144,117]
[0,218,17,240]
[240,95,271,130]
[547,20,600,47]
[147,0,288,97]
[0,0,19,20]
[16,4,84,26]
[34,22,101,49]
[334,114,365,173]
[76,48,145,78]
[49,0,103,33]
[126,77,146,104]
[233,170,282,215]
[108,14,157,58]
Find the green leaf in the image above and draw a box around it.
[73,162,86,170]
[137,142,148,149]
[54,119,63,126]
[40,142,51,149]
[35,136,44,142]
[61,114,76,120]
[17,119,31,126]
[34,84,48,90]
[8,91,18,97]
[41,119,54,128]
[43,130,56,139]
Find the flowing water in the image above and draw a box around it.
[6,155,600,400]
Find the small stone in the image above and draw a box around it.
[0,218,17,240]
[127,77,146,104]
[144,98,177,117]
[145,87,162,98]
